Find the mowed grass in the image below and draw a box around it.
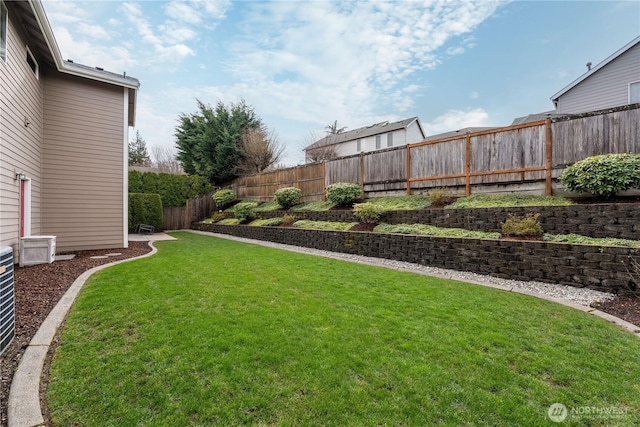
[47,232,640,426]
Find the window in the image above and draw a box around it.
[0,2,7,62]
[26,46,38,78]
[375,135,381,149]
[356,139,361,152]
[630,81,640,104]
[387,132,393,147]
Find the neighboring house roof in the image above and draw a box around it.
[424,127,497,141]
[14,0,139,123]
[550,35,640,104]
[510,111,559,126]
[304,117,424,151]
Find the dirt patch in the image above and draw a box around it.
[597,296,640,327]
[0,242,152,427]
[349,223,377,232]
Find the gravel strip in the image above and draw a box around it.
[190,230,615,307]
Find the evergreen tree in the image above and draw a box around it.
[175,99,262,184]
[129,130,151,166]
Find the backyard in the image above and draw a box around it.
[45,232,640,426]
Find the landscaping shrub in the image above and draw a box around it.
[501,213,543,237]
[210,212,228,223]
[559,153,640,197]
[274,187,302,209]
[326,182,361,206]
[353,202,385,224]
[233,202,258,223]
[427,188,447,205]
[282,214,298,225]
[213,189,235,209]
[128,193,163,232]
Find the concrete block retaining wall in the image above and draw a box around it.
[191,222,639,295]
[256,204,640,240]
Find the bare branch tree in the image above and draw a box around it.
[300,130,338,163]
[150,145,185,175]
[238,127,286,174]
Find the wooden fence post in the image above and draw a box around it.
[185,199,190,229]
[406,145,411,195]
[465,133,471,197]
[322,160,327,200]
[360,152,365,198]
[545,118,553,196]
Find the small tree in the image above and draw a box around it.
[151,145,184,174]
[129,130,151,166]
[325,120,347,135]
[238,127,286,174]
[301,130,339,163]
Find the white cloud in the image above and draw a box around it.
[218,0,503,127]
[52,26,136,71]
[469,91,479,99]
[423,108,491,135]
[77,23,110,40]
[165,1,202,24]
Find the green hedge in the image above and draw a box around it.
[129,170,211,207]
[128,193,163,232]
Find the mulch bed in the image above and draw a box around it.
[0,234,639,426]
[0,242,152,427]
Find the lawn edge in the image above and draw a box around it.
[7,238,169,427]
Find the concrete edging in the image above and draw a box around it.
[7,238,167,427]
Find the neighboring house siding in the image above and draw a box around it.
[0,8,43,252]
[42,72,125,251]
[556,43,640,114]
[406,121,425,144]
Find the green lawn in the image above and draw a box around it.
[47,232,640,426]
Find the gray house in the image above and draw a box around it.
[304,117,425,162]
[551,35,640,114]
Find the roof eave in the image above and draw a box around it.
[550,35,640,102]
[30,0,140,90]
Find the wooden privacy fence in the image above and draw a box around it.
[163,192,215,230]
[229,105,640,201]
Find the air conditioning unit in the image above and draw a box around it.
[19,235,56,267]
[0,246,15,355]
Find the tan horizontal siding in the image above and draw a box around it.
[0,10,45,251]
[42,73,126,252]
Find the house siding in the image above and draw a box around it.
[556,42,640,114]
[42,72,126,251]
[406,121,425,144]
[0,6,43,253]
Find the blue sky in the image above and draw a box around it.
[42,0,640,166]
